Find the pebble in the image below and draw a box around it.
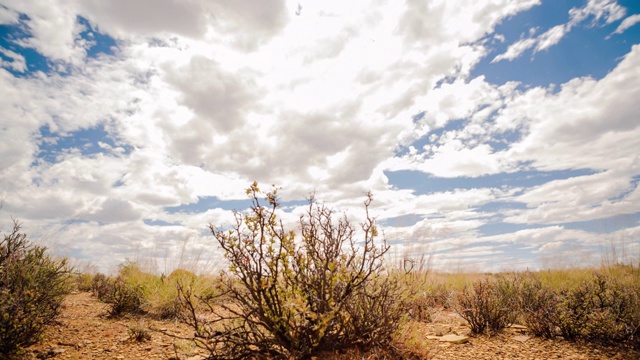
[439,334,470,344]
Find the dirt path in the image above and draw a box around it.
[23,292,639,359]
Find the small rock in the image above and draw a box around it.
[426,335,441,340]
[513,335,531,343]
[439,334,469,344]
[434,325,445,336]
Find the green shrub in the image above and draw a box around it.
[178,183,406,359]
[455,276,518,334]
[557,272,640,346]
[108,278,147,317]
[0,220,73,356]
[74,272,94,292]
[155,269,197,319]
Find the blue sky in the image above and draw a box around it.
[1,0,639,273]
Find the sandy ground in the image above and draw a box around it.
[22,292,640,360]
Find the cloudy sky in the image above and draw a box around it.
[1,0,639,274]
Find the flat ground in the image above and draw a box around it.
[23,292,639,359]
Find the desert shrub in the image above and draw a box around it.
[404,281,452,323]
[557,272,640,346]
[178,183,406,359]
[127,320,152,342]
[92,273,114,302]
[0,220,73,356]
[108,278,147,317]
[74,272,94,292]
[154,269,197,319]
[517,273,560,338]
[455,276,518,334]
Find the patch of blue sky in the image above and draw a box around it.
[36,123,132,164]
[62,218,90,224]
[385,168,597,195]
[476,201,528,213]
[0,14,49,75]
[379,213,425,228]
[472,0,640,89]
[395,119,467,156]
[165,196,253,214]
[76,16,117,59]
[398,115,521,156]
[562,211,640,234]
[280,199,309,211]
[477,211,640,237]
[476,222,544,237]
[411,111,426,124]
[143,219,180,227]
[486,128,522,151]
[0,15,117,77]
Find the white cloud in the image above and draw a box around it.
[504,44,640,172]
[79,0,289,51]
[494,0,628,62]
[492,38,536,62]
[2,0,87,64]
[569,0,626,26]
[1,0,638,273]
[613,14,640,35]
[534,24,567,52]
[0,5,19,25]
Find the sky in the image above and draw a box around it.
[1,0,639,274]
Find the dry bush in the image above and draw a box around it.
[455,276,518,334]
[91,262,150,317]
[517,273,560,338]
[178,183,408,359]
[127,320,152,342]
[0,220,72,356]
[92,273,113,302]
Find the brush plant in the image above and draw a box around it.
[178,183,406,359]
[0,220,72,356]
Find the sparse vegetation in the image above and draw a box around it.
[517,273,560,338]
[177,183,409,359]
[556,271,640,347]
[0,220,73,356]
[127,320,152,342]
[8,186,639,357]
[454,276,518,334]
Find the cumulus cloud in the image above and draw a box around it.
[1,0,638,273]
[0,5,19,25]
[79,0,288,51]
[1,0,87,64]
[504,44,640,172]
